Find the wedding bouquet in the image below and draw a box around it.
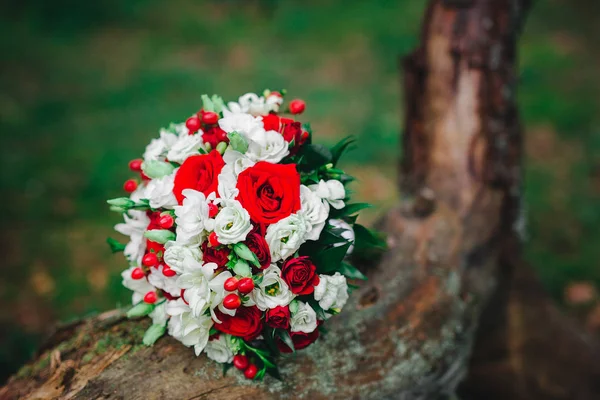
[107,90,383,380]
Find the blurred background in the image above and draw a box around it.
[1,0,599,383]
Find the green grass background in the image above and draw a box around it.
[1,0,599,381]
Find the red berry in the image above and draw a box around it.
[216,128,228,142]
[224,277,239,292]
[158,214,174,229]
[237,277,255,295]
[223,293,241,309]
[203,111,219,125]
[233,354,249,370]
[144,291,157,304]
[129,159,143,172]
[142,253,158,267]
[208,232,220,247]
[186,116,201,133]
[123,179,138,193]
[140,171,151,181]
[208,203,219,218]
[244,364,258,379]
[131,267,145,280]
[289,99,306,114]
[162,265,176,277]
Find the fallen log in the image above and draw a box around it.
[2,1,598,399]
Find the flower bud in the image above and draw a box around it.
[107,197,135,208]
[144,229,176,244]
[141,160,175,179]
[216,141,228,155]
[227,131,248,154]
[127,302,155,319]
[233,259,251,277]
[233,243,260,268]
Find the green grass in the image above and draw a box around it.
[1,0,599,381]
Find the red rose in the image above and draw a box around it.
[262,114,281,131]
[201,241,230,268]
[281,121,302,143]
[281,256,320,295]
[173,150,225,204]
[214,306,263,340]
[236,162,301,224]
[265,306,290,330]
[245,225,271,269]
[276,329,320,353]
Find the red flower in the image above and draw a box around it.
[202,126,228,148]
[281,256,320,295]
[201,241,230,268]
[262,114,281,131]
[281,121,302,143]
[214,306,263,341]
[265,306,290,330]
[276,329,320,353]
[236,162,301,224]
[173,151,225,204]
[245,225,271,269]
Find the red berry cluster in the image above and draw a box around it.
[222,277,254,310]
[233,354,257,380]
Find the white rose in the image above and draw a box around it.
[144,170,178,209]
[176,262,218,318]
[149,302,169,326]
[329,219,355,254]
[148,265,180,297]
[290,301,318,333]
[218,112,264,144]
[246,129,289,163]
[213,200,252,245]
[174,189,214,246]
[114,210,150,265]
[163,242,203,274]
[167,299,213,356]
[222,148,255,175]
[299,185,329,241]
[205,334,234,364]
[265,214,311,262]
[309,179,346,210]
[226,93,280,116]
[252,265,294,310]
[216,165,239,200]
[314,272,349,311]
[167,132,204,163]
[121,267,154,305]
[143,127,181,161]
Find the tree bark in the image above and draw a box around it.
[2,1,598,399]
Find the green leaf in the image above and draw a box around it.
[107,237,126,253]
[339,262,367,280]
[143,323,167,346]
[201,94,214,112]
[266,366,282,381]
[233,259,251,277]
[127,302,155,319]
[314,242,352,274]
[222,363,233,377]
[337,203,372,217]
[353,224,386,250]
[307,300,328,320]
[211,95,225,114]
[144,229,176,244]
[330,136,356,166]
[297,144,332,171]
[233,243,260,268]
[275,329,295,353]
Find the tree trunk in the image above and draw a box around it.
[2,1,598,399]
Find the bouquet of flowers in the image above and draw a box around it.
[107,90,383,380]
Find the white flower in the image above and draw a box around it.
[246,129,289,163]
[309,180,346,210]
[300,185,329,241]
[314,272,349,311]
[167,299,213,356]
[149,302,169,326]
[205,334,234,364]
[114,210,150,265]
[121,267,154,304]
[176,262,219,318]
[148,265,180,297]
[163,242,203,274]
[167,132,204,163]
[213,200,252,244]
[143,127,182,161]
[252,265,294,310]
[222,148,255,176]
[174,189,214,246]
[290,301,318,333]
[226,92,281,116]
[218,112,264,144]
[216,165,239,200]
[329,219,355,254]
[144,170,178,209]
[265,214,311,262]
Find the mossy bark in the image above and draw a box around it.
[2,1,599,399]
